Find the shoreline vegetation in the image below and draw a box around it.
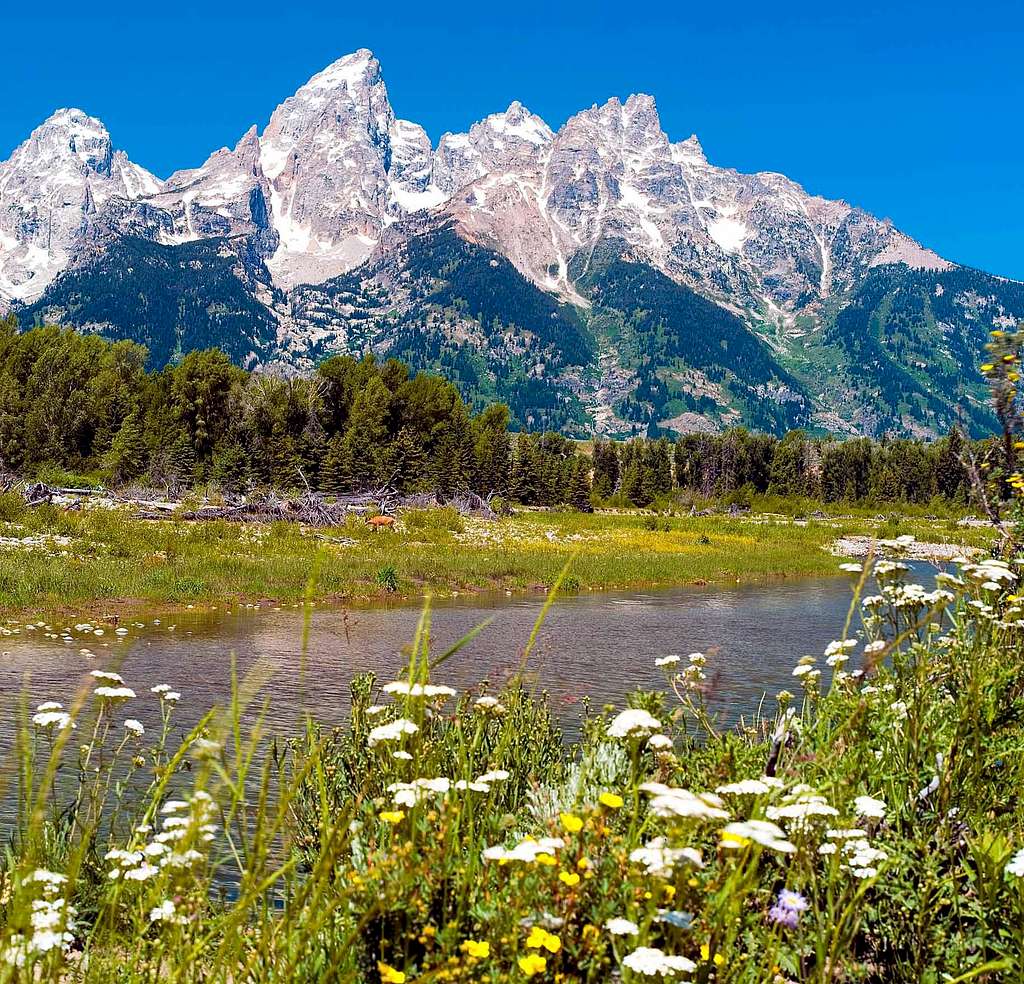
[0,490,995,618]
[3,545,1023,980]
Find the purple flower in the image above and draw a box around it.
[768,889,808,929]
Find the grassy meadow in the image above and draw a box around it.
[1,548,1022,981]
[0,492,995,617]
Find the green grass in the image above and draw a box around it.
[0,502,995,617]
[1,552,1022,981]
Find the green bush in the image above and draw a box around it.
[0,492,27,523]
[402,506,465,535]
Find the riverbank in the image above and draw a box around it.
[0,501,995,618]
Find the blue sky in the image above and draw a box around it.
[3,0,1021,278]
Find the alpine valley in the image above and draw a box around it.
[1,49,1020,438]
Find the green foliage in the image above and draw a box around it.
[3,557,1023,980]
[375,565,399,593]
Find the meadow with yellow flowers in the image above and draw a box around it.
[2,537,1023,983]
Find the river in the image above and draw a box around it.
[0,566,935,747]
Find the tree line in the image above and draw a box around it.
[0,318,992,510]
[593,428,975,506]
[0,319,593,507]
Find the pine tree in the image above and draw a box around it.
[104,410,148,485]
[320,433,351,495]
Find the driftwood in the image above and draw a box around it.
[10,478,498,527]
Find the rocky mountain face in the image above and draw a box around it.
[3,50,1020,438]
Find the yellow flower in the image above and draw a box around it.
[378,962,406,983]
[560,812,584,833]
[535,852,557,866]
[460,939,490,959]
[687,877,699,888]
[700,944,726,967]
[577,857,591,870]
[558,871,580,887]
[599,792,624,809]
[526,927,562,953]
[663,884,676,899]
[379,810,405,824]
[981,363,995,371]
[719,830,750,848]
[518,954,547,976]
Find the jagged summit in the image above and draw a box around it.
[4,50,1013,442]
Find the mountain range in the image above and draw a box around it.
[1,49,1020,438]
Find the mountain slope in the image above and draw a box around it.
[2,49,1019,438]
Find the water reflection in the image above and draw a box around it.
[0,567,937,750]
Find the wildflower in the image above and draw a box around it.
[474,695,506,713]
[367,718,419,747]
[123,863,159,881]
[720,820,796,853]
[647,733,674,751]
[382,681,456,699]
[392,750,413,760]
[379,811,405,824]
[560,812,584,833]
[526,926,561,953]
[599,791,624,809]
[607,708,661,739]
[839,562,862,573]
[90,670,124,684]
[460,939,490,958]
[654,654,680,667]
[32,709,75,730]
[477,769,510,783]
[482,836,565,864]
[630,837,702,876]
[853,795,886,819]
[518,953,546,976]
[767,889,809,928]
[366,704,388,716]
[151,684,171,694]
[622,947,696,976]
[95,685,136,701]
[605,917,639,935]
[377,962,406,983]
[149,899,187,924]
[715,778,770,796]
[640,783,729,820]
[700,944,726,966]
[1005,848,1024,877]
[164,691,181,703]
[559,870,580,887]
[124,719,145,737]
[535,852,557,866]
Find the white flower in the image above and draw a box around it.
[622,946,696,976]
[366,704,388,716]
[149,899,177,922]
[35,701,63,712]
[90,670,124,684]
[482,836,564,863]
[608,708,662,739]
[792,664,815,677]
[721,820,796,853]
[839,562,862,573]
[473,694,506,713]
[654,655,680,667]
[629,837,702,877]
[124,719,145,736]
[863,640,886,655]
[476,770,510,783]
[151,684,171,694]
[382,681,456,699]
[392,750,413,760]
[163,691,181,703]
[715,779,770,796]
[32,710,75,730]
[1005,847,1024,877]
[647,734,673,751]
[853,795,887,819]
[123,863,159,881]
[367,718,419,747]
[95,685,136,701]
[605,917,639,936]
[824,639,857,656]
[640,783,729,820]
